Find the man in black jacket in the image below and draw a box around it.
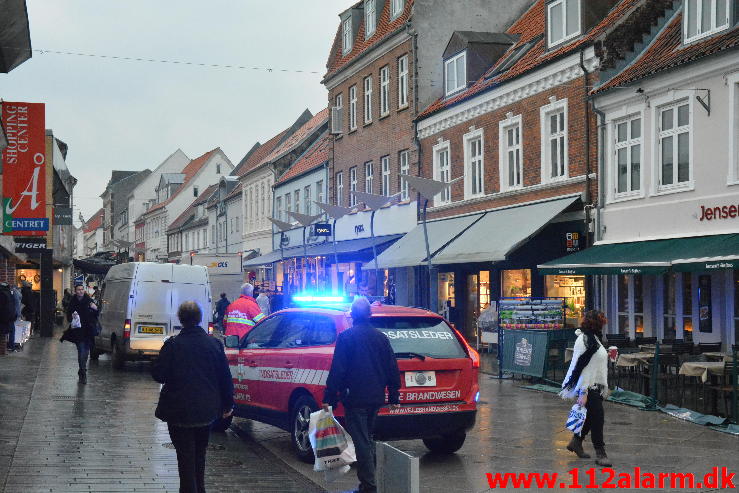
[65,284,98,384]
[152,301,234,493]
[323,297,401,493]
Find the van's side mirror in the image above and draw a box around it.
[224,335,240,349]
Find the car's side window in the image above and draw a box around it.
[274,315,314,348]
[305,316,337,346]
[244,315,283,349]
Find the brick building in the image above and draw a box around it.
[323,0,532,296]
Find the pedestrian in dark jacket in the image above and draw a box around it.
[323,297,400,493]
[152,301,234,493]
[20,282,36,333]
[64,284,99,384]
[214,293,229,331]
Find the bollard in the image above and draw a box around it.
[376,442,419,493]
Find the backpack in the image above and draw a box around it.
[0,284,17,323]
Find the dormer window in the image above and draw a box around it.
[365,0,376,39]
[343,17,353,54]
[444,51,467,96]
[391,0,404,18]
[685,0,730,43]
[547,0,580,47]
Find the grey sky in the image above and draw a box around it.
[1,0,349,224]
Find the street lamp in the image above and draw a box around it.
[267,216,294,297]
[351,191,399,298]
[287,211,323,291]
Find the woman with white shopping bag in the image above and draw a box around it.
[560,310,612,467]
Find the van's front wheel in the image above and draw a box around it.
[111,341,125,369]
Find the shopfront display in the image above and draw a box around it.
[16,268,40,290]
[544,274,585,325]
[502,269,531,297]
[437,272,455,319]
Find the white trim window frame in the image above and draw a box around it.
[444,51,467,97]
[336,171,344,206]
[612,113,643,199]
[684,0,730,43]
[398,55,409,109]
[349,166,358,206]
[391,0,404,19]
[364,76,373,124]
[276,196,282,222]
[432,140,452,206]
[316,180,324,205]
[380,65,390,117]
[365,161,374,193]
[464,128,485,199]
[365,0,376,39]
[656,99,693,193]
[304,185,311,215]
[399,150,410,200]
[381,155,391,196]
[349,85,358,131]
[334,93,344,133]
[498,114,523,192]
[728,74,739,184]
[540,98,569,183]
[547,0,581,48]
[342,17,353,54]
[294,189,300,214]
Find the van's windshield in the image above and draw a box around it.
[370,317,467,359]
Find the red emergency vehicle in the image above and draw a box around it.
[221,299,479,462]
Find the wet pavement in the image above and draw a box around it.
[0,330,321,493]
[2,332,737,493]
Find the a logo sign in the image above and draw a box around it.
[565,232,580,253]
[2,102,47,236]
[54,206,73,225]
[74,274,84,284]
[514,337,533,367]
[280,235,290,247]
[14,237,48,253]
[354,224,365,235]
[314,223,332,237]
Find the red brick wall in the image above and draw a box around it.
[0,254,15,285]
[327,39,418,206]
[419,73,599,220]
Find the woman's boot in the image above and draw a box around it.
[566,435,590,458]
[78,369,87,385]
[595,448,612,467]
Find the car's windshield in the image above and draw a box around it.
[370,316,467,359]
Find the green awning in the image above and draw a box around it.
[538,234,739,275]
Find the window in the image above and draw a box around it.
[342,17,353,54]
[304,185,311,215]
[211,224,216,241]
[216,164,221,174]
[261,184,266,226]
[334,93,344,134]
[685,0,730,42]
[541,98,568,181]
[316,180,324,205]
[614,115,642,196]
[444,52,466,96]
[391,0,404,18]
[663,273,677,341]
[193,186,199,197]
[433,141,451,206]
[349,85,357,131]
[365,0,376,38]
[381,156,390,196]
[336,172,344,206]
[349,167,358,206]
[294,190,300,214]
[547,0,580,47]
[379,66,390,116]
[364,76,373,124]
[398,55,409,108]
[658,101,691,190]
[285,193,291,217]
[616,275,644,337]
[499,114,523,191]
[276,197,282,220]
[203,228,207,247]
[464,129,484,198]
[399,150,409,200]
[365,161,374,193]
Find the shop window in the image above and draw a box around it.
[437,272,456,318]
[682,274,693,341]
[617,274,644,337]
[545,275,585,323]
[501,269,531,298]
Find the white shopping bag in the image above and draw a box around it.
[70,311,81,329]
[565,403,587,436]
[308,407,356,481]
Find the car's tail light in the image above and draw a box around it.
[123,319,131,339]
[208,322,214,335]
[453,328,480,368]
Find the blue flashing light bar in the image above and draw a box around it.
[292,293,349,304]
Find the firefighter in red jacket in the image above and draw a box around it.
[224,283,265,339]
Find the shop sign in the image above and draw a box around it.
[699,204,739,222]
[565,232,581,253]
[2,102,47,236]
[354,224,365,235]
[54,206,73,225]
[314,223,332,237]
[14,237,48,253]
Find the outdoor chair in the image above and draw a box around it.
[635,336,657,346]
[697,343,722,354]
[606,334,631,348]
[639,353,680,400]
[678,354,706,410]
[705,361,737,420]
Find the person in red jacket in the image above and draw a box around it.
[224,283,265,339]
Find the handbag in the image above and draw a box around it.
[308,407,356,480]
[565,403,587,436]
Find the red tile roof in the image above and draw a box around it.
[419,0,641,118]
[143,148,219,216]
[167,184,218,232]
[276,133,331,185]
[595,13,739,94]
[83,208,104,234]
[225,181,243,201]
[231,130,289,177]
[253,108,329,170]
[324,0,413,81]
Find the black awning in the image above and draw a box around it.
[0,0,32,73]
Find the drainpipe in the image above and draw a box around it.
[580,49,594,311]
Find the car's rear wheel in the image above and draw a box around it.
[422,431,466,454]
[290,395,318,463]
[211,415,233,432]
[111,340,125,369]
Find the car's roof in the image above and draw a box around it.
[277,303,444,319]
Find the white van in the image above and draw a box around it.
[93,262,213,369]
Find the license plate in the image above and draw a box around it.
[405,371,436,387]
[138,325,164,335]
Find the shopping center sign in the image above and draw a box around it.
[2,102,47,236]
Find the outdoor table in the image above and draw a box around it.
[678,361,725,383]
[616,351,654,367]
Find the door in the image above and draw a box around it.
[130,266,174,352]
[98,280,128,350]
[170,282,210,334]
[238,313,287,410]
